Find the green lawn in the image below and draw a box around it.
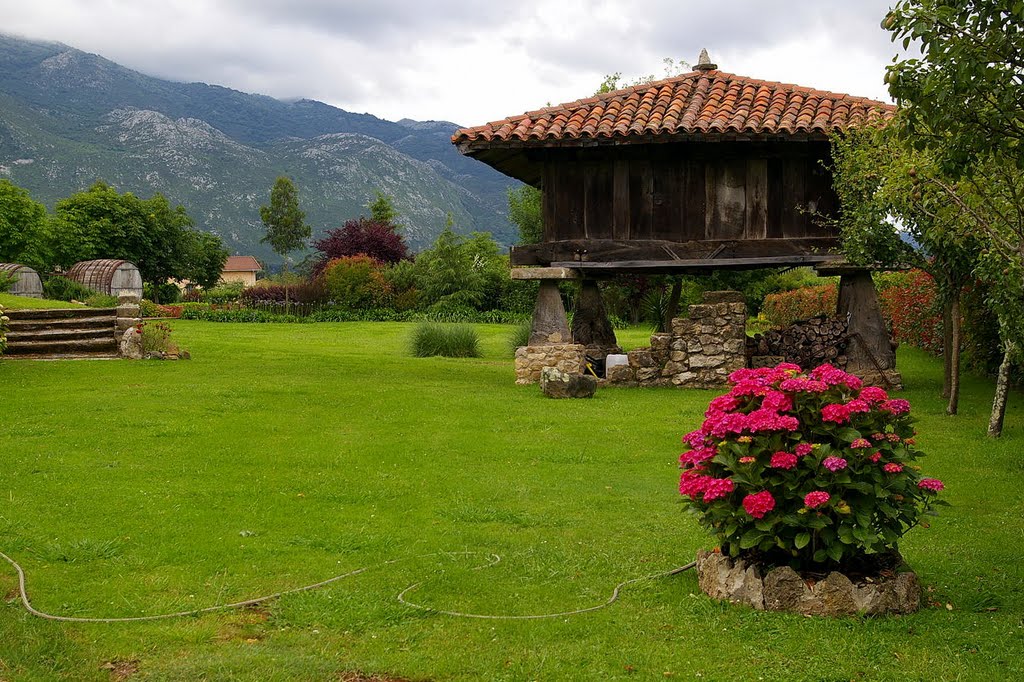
[0,293,80,310]
[1,321,1021,681]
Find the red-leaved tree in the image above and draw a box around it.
[312,218,409,273]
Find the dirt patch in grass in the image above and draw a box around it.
[100,659,139,680]
[214,605,271,643]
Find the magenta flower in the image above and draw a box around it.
[883,462,903,473]
[859,386,889,403]
[850,438,872,449]
[880,399,911,415]
[804,491,831,509]
[823,456,848,472]
[679,446,716,467]
[822,403,852,424]
[742,491,776,519]
[794,443,814,457]
[769,452,798,470]
[678,470,711,497]
[868,452,883,463]
[702,478,735,502]
[918,478,945,492]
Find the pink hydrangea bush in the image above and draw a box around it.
[679,363,947,568]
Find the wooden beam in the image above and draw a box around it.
[511,237,840,267]
[510,267,582,280]
[550,254,842,274]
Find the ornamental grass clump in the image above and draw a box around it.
[410,322,481,358]
[679,363,946,570]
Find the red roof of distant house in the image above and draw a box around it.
[223,256,262,272]
[453,69,894,146]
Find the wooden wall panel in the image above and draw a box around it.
[584,163,614,238]
[766,158,784,238]
[612,159,630,239]
[682,159,706,240]
[628,160,654,239]
[782,157,808,238]
[651,161,683,240]
[706,160,747,240]
[744,159,768,239]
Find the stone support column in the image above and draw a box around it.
[570,279,619,358]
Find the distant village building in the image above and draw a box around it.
[220,256,262,287]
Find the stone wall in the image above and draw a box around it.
[606,291,747,389]
[514,343,586,385]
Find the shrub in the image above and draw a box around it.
[312,217,409,270]
[322,255,391,309]
[134,321,177,355]
[410,322,481,358]
[142,282,182,304]
[761,284,838,327]
[0,272,15,293]
[508,321,531,355]
[241,278,327,305]
[43,276,95,302]
[85,293,119,308]
[678,363,945,570]
[139,299,162,318]
[876,270,943,356]
[201,281,245,304]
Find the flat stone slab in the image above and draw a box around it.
[540,366,597,398]
[696,549,921,616]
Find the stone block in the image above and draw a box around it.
[540,366,597,399]
[672,372,697,385]
[728,302,747,315]
[662,361,685,376]
[514,344,586,384]
[688,304,715,320]
[605,364,635,384]
[670,350,687,363]
[751,355,786,369]
[671,318,698,337]
[689,354,726,369]
[724,339,746,355]
[628,349,656,368]
[635,367,660,383]
[702,290,745,304]
[650,333,671,352]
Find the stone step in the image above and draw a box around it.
[7,317,116,332]
[4,307,116,320]
[5,337,118,355]
[6,353,121,361]
[6,327,117,343]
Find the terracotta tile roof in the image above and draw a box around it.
[453,70,894,146]
[223,255,262,272]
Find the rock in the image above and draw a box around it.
[635,367,661,383]
[605,364,635,384]
[540,366,597,399]
[697,551,922,616]
[180,350,192,360]
[702,290,745,304]
[119,327,143,360]
[628,349,656,368]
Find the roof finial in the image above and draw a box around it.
[695,48,717,71]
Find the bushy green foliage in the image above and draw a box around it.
[321,255,391,309]
[507,185,542,244]
[0,178,47,267]
[43,275,96,302]
[0,271,15,294]
[142,282,182,304]
[409,322,481,358]
[260,176,310,265]
[200,281,245,304]
[0,302,8,357]
[84,293,118,308]
[508,321,531,355]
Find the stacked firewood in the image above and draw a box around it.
[747,316,850,370]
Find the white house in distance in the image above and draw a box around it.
[220,256,262,287]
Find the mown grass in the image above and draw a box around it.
[0,293,80,310]
[0,321,1022,681]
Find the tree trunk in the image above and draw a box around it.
[571,279,618,353]
[946,294,961,415]
[988,341,1014,438]
[663,278,683,334]
[942,300,953,399]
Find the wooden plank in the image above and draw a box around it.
[628,159,653,239]
[745,159,768,239]
[542,163,557,241]
[549,254,843,273]
[682,159,706,240]
[782,156,808,237]
[651,161,683,240]
[584,162,614,238]
[510,267,582,280]
[612,159,630,239]
[706,160,747,239]
[766,157,784,238]
[511,237,841,266]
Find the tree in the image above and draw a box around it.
[312,218,408,270]
[259,176,310,302]
[507,185,543,245]
[884,1,1024,172]
[368,191,401,228]
[46,181,228,299]
[884,1,1024,435]
[260,176,309,258]
[0,179,47,267]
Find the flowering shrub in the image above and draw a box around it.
[135,321,176,355]
[876,269,943,355]
[678,363,946,569]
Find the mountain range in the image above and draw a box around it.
[0,34,520,262]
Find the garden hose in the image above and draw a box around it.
[0,549,695,624]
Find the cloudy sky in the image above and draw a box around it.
[2,0,904,126]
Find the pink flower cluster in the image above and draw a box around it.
[918,478,945,492]
[794,443,814,456]
[821,399,871,424]
[860,386,889,403]
[810,364,863,390]
[823,456,848,472]
[850,438,872,449]
[769,452,798,470]
[883,463,903,473]
[742,491,776,518]
[803,491,831,509]
[703,478,735,501]
[880,399,912,415]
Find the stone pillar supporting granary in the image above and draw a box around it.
[453,50,901,387]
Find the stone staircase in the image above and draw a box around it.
[4,308,120,359]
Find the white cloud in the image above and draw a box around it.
[0,0,901,125]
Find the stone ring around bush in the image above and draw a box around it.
[678,363,947,616]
